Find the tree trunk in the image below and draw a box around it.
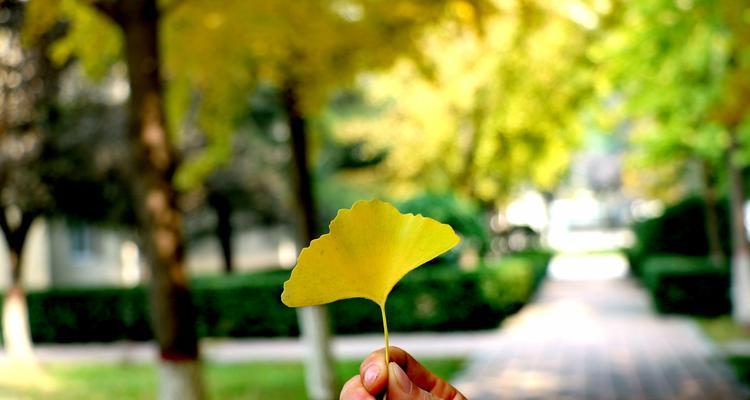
[702,160,725,267]
[727,134,750,325]
[457,96,487,200]
[283,85,336,400]
[210,195,233,274]
[111,1,204,398]
[0,210,36,363]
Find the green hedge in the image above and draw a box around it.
[23,254,552,343]
[628,196,730,277]
[478,250,551,315]
[28,286,152,343]
[642,255,730,316]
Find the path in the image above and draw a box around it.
[18,330,500,364]
[453,253,749,399]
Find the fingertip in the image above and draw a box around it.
[360,350,388,394]
[340,375,376,400]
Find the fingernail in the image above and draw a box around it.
[389,362,412,394]
[364,364,379,387]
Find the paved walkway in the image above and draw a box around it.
[18,330,500,364]
[453,254,749,400]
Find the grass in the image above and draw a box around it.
[0,358,464,399]
[696,316,750,343]
[696,316,750,388]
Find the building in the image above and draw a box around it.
[0,218,297,290]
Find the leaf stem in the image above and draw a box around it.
[380,303,389,400]
[380,303,389,365]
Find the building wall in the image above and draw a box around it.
[0,218,50,290]
[48,220,138,288]
[0,219,296,290]
[187,225,297,275]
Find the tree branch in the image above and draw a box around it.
[0,208,38,251]
[0,208,11,243]
[89,0,121,24]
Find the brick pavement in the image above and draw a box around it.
[453,274,749,399]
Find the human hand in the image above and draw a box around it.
[340,346,467,400]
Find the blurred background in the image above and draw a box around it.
[2,0,750,398]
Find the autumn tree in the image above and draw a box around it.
[333,0,603,207]
[25,0,205,397]
[599,0,750,322]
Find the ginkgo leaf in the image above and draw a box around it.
[281,199,460,308]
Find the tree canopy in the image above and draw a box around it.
[25,0,486,188]
[331,0,603,205]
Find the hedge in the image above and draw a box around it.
[642,255,730,316]
[628,196,730,277]
[21,253,552,343]
[478,251,551,315]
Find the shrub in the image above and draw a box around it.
[479,258,534,314]
[22,252,551,343]
[511,249,553,290]
[27,286,151,343]
[192,270,299,338]
[478,251,551,314]
[642,255,730,316]
[628,196,729,277]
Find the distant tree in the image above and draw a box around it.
[333,0,603,207]
[600,0,750,323]
[0,0,61,362]
[183,121,292,275]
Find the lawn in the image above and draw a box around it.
[697,316,750,388]
[696,316,750,343]
[0,358,464,399]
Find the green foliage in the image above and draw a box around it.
[628,196,730,276]
[26,286,152,343]
[642,255,730,316]
[599,0,750,198]
[513,249,554,290]
[728,356,750,389]
[479,258,533,314]
[21,255,550,343]
[191,270,298,338]
[478,250,551,314]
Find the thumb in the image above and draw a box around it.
[387,362,435,400]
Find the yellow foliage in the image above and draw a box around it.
[333,0,595,204]
[25,0,487,189]
[281,199,459,308]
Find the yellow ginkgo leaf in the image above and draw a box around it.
[281,199,460,308]
[281,199,459,366]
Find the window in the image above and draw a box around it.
[69,223,95,261]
